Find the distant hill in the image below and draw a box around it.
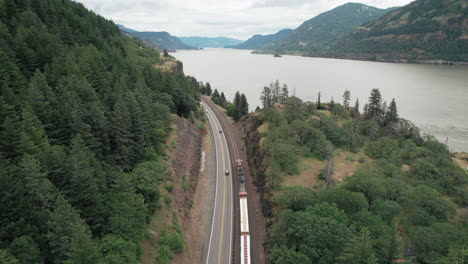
[228,29,293,49]
[330,0,468,62]
[118,25,196,50]
[178,36,242,48]
[259,3,394,53]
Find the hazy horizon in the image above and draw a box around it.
[77,0,414,40]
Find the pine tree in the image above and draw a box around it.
[220,92,227,107]
[9,235,43,264]
[367,88,382,120]
[47,196,96,263]
[234,91,241,109]
[0,249,19,264]
[19,154,54,208]
[280,84,289,103]
[271,80,280,104]
[317,92,322,110]
[28,70,54,128]
[343,89,351,110]
[111,96,133,168]
[260,86,272,108]
[17,108,49,159]
[239,93,249,117]
[205,82,212,96]
[64,224,102,264]
[66,136,105,233]
[338,229,378,264]
[330,97,335,113]
[352,98,360,118]
[386,98,398,123]
[384,222,400,264]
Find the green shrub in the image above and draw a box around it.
[164,183,174,193]
[157,245,174,264]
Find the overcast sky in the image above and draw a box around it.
[77,0,414,40]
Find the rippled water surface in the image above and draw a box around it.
[173,48,468,152]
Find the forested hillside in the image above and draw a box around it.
[118,25,196,51]
[0,0,201,263]
[228,29,293,50]
[242,84,468,263]
[256,3,393,54]
[329,0,468,62]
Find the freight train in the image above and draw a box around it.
[236,159,251,264]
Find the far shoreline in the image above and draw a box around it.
[251,50,468,66]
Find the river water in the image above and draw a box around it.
[173,48,468,152]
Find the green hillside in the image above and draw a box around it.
[228,29,293,50]
[0,0,201,263]
[118,25,196,51]
[242,84,468,264]
[330,0,468,62]
[260,3,394,54]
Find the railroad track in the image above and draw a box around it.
[202,97,253,264]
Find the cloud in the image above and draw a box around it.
[76,0,414,40]
[251,0,310,8]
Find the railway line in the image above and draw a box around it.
[202,97,253,264]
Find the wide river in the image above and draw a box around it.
[173,48,468,152]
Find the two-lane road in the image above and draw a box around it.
[202,101,233,264]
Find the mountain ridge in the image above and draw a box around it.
[259,3,396,53]
[178,36,242,48]
[228,29,294,50]
[118,25,196,51]
[328,0,468,62]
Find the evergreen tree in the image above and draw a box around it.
[111,96,133,168]
[338,229,378,264]
[205,82,212,96]
[99,235,139,264]
[386,98,398,124]
[239,93,249,117]
[317,91,322,110]
[280,84,289,103]
[352,98,360,118]
[63,225,102,264]
[220,92,227,107]
[0,249,19,264]
[260,86,272,108]
[343,89,351,110]
[19,154,54,208]
[47,196,96,263]
[234,91,241,109]
[330,97,335,111]
[9,235,43,264]
[367,88,382,120]
[66,136,105,233]
[271,80,281,104]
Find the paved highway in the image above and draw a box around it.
[202,100,233,264]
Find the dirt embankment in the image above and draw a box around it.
[171,117,215,264]
[140,116,204,264]
[238,114,274,219]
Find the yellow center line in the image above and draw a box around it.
[217,121,227,264]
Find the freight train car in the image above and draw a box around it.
[239,191,250,264]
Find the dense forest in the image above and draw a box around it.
[252,84,468,263]
[0,0,201,263]
[200,84,249,122]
